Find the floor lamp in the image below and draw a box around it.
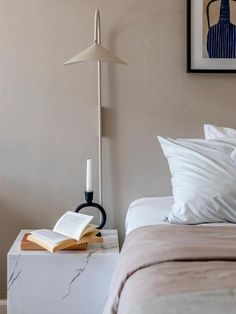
[63,9,126,225]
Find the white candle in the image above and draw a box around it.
[86,158,92,192]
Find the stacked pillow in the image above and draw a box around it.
[159,124,236,224]
[204,124,236,140]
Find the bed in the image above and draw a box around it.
[103,197,236,314]
[104,131,236,314]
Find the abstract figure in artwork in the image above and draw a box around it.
[207,0,236,58]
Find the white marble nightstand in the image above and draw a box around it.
[7,229,119,314]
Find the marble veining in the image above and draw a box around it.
[8,254,21,291]
[8,229,119,314]
[61,249,98,301]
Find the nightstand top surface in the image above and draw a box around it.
[8,229,119,256]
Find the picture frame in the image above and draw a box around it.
[187,0,236,73]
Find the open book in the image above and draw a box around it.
[27,212,99,253]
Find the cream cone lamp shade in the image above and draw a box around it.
[64,9,126,207]
[63,43,126,65]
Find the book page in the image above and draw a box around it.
[31,229,70,246]
[81,224,98,237]
[53,212,93,240]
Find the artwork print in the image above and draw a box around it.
[203,0,236,58]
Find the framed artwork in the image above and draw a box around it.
[187,0,236,72]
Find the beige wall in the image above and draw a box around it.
[1,0,236,298]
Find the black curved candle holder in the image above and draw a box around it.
[74,192,106,230]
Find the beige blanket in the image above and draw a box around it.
[103,225,236,314]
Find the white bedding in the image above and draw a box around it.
[125,196,173,234]
[125,196,236,234]
[158,137,236,224]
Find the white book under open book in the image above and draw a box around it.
[27,212,99,253]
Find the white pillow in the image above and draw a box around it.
[158,136,236,224]
[204,124,236,140]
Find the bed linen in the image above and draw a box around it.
[125,196,173,234]
[103,225,236,314]
[158,137,236,224]
[204,124,236,139]
[125,196,235,234]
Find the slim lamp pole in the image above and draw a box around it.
[94,9,103,205]
[98,60,102,206]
